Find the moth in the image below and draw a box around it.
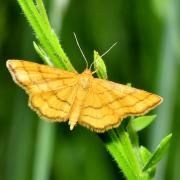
[6,60,162,132]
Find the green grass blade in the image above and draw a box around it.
[33,41,53,66]
[35,0,52,31]
[32,121,55,180]
[143,133,172,171]
[17,0,75,71]
[140,146,152,164]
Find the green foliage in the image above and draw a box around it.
[11,0,172,180]
[102,127,142,179]
[17,0,74,71]
[140,146,156,178]
[131,115,157,132]
[33,41,51,65]
[143,134,172,171]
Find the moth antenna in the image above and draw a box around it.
[100,42,117,59]
[73,33,88,69]
[89,42,118,70]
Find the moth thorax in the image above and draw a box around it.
[79,77,90,89]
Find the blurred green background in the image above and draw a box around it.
[0,0,179,180]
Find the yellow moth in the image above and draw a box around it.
[6,60,162,132]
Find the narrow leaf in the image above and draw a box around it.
[140,146,156,178]
[17,0,75,71]
[94,50,107,79]
[143,133,172,171]
[140,146,152,164]
[101,130,139,180]
[131,115,157,132]
[36,0,51,31]
[33,42,53,66]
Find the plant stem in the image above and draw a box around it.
[17,0,75,71]
[32,122,55,180]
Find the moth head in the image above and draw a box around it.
[82,69,92,76]
[79,70,92,89]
